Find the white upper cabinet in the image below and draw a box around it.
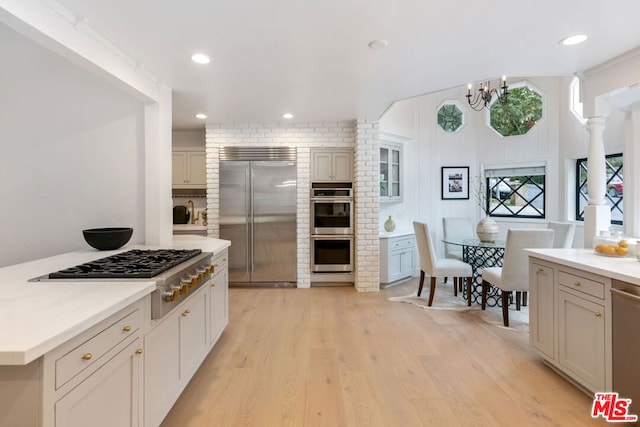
[311,149,353,182]
[172,150,206,189]
[379,132,410,202]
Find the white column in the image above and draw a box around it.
[583,116,611,248]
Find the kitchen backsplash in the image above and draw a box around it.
[172,191,207,225]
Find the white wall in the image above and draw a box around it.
[0,0,177,265]
[0,23,145,267]
[378,99,419,234]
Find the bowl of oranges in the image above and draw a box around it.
[593,232,632,257]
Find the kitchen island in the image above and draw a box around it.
[526,248,640,397]
[0,236,230,427]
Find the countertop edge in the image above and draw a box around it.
[1,283,156,366]
[526,248,640,286]
[379,230,415,238]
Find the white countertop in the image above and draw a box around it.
[526,248,640,286]
[173,224,207,231]
[0,236,230,366]
[379,229,415,238]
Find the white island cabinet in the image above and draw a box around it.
[0,298,148,427]
[0,237,230,427]
[144,248,229,427]
[526,248,635,394]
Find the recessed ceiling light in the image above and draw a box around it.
[560,34,588,46]
[195,113,207,119]
[191,53,210,64]
[368,39,389,50]
[282,113,294,119]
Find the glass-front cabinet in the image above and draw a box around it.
[380,142,402,202]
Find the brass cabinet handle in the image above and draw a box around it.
[135,348,143,355]
[595,312,602,317]
[182,310,190,317]
[574,282,581,286]
[537,268,544,273]
[122,325,132,332]
[81,353,93,361]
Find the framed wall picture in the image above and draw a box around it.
[441,166,469,200]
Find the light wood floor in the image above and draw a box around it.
[161,279,607,426]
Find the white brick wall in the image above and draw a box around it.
[354,121,380,291]
[205,121,363,289]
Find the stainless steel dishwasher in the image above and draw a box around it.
[611,280,640,421]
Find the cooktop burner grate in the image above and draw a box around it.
[48,249,203,279]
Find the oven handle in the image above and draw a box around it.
[310,197,354,202]
[311,235,354,240]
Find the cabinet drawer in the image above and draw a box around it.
[558,270,605,299]
[56,309,140,389]
[210,251,228,276]
[389,236,415,250]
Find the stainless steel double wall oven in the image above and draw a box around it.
[310,185,354,273]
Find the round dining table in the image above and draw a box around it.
[442,237,506,306]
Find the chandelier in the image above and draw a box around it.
[466,77,509,111]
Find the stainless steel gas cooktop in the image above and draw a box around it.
[44,249,203,279]
[29,248,214,320]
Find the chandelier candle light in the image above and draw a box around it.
[466,76,509,111]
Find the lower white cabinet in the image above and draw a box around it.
[145,248,229,427]
[380,233,416,284]
[529,257,610,393]
[557,289,606,391]
[144,288,208,427]
[179,291,208,379]
[209,251,229,345]
[0,299,146,427]
[529,262,555,359]
[55,338,142,427]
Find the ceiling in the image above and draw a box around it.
[44,0,640,129]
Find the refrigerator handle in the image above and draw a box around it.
[249,167,254,276]
[245,166,251,279]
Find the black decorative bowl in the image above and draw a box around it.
[83,227,133,250]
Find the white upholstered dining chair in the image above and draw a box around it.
[442,217,474,260]
[442,217,475,294]
[546,221,576,248]
[413,221,473,307]
[481,228,554,326]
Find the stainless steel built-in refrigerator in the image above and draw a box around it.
[219,147,297,285]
